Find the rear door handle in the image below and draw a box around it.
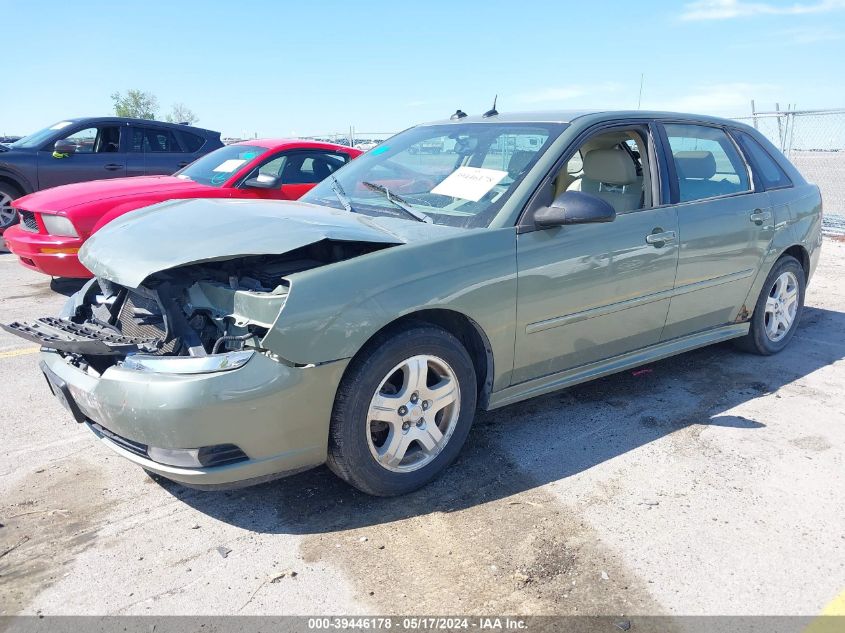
[104,163,124,171]
[645,230,676,246]
[177,161,189,168]
[750,209,772,225]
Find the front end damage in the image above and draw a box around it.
[1,241,395,487]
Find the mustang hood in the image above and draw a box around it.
[14,176,210,212]
[80,198,462,288]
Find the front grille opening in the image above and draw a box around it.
[116,290,178,355]
[18,210,38,232]
[89,422,148,458]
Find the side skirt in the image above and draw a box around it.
[487,323,750,410]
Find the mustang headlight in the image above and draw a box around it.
[41,214,79,237]
[121,350,254,374]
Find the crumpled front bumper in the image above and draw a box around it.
[39,349,349,487]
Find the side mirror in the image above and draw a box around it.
[534,191,616,228]
[53,139,76,156]
[243,174,280,189]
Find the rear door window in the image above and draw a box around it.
[664,123,751,202]
[131,127,183,153]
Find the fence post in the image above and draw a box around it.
[776,103,785,152]
[785,111,796,158]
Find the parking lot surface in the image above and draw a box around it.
[1,242,843,617]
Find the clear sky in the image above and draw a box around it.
[3,0,845,138]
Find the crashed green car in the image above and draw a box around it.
[5,110,822,496]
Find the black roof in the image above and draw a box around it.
[59,116,219,136]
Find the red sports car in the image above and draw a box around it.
[5,139,361,278]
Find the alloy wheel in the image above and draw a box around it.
[366,354,461,473]
[764,271,799,342]
[0,193,16,229]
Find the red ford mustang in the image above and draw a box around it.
[5,139,361,278]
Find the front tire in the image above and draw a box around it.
[327,324,477,496]
[0,182,22,231]
[735,255,805,355]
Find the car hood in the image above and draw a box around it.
[80,198,464,288]
[15,176,211,212]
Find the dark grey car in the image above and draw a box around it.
[0,117,223,230]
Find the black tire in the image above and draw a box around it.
[327,324,477,496]
[0,181,23,230]
[734,255,805,355]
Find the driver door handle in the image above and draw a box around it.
[749,209,772,225]
[645,230,676,246]
[104,163,124,171]
[177,161,189,168]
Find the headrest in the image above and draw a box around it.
[507,150,534,178]
[312,158,332,179]
[674,151,716,179]
[583,149,637,185]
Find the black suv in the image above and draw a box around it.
[0,117,223,230]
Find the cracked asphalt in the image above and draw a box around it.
[0,241,843,618]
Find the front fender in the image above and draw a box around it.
[262,227,518,390]
[0,162,36,194]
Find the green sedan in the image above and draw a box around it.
[5,110,822,496]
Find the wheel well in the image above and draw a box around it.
[0,175,24,197]
[781,245,810,280]
[353,309,495,409]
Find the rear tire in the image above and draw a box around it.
[0,182,22,230]
[327,324,477,496]
[735,255,805,355]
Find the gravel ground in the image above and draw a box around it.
[0,242,843,619]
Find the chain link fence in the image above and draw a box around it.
[732,109,845,237]
[298,131,396,150]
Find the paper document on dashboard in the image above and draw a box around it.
[431,167,508,202]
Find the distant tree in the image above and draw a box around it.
[111,90,159,119]
[165,103,199,125]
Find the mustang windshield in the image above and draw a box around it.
[175,145,265,187]
[302,122,564,228]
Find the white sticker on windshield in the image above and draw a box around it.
[431,166,508,202]
[212,159,247,172]
[50,121,73,130]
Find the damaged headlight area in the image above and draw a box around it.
[121,350,254,374]
[2,242,384,374]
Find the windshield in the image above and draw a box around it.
[10,121,75,149]
[301,122,564,228]
[175,144,265,187]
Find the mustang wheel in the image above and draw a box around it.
[328,324,477,496]
[0,183,22,230]
[736,255,805,355]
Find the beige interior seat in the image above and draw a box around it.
[552,130,651,211]
[674,150,737,201]
[572,148,643,213]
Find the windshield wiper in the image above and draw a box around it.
[329,174,354,213]
[361,181,430,223]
